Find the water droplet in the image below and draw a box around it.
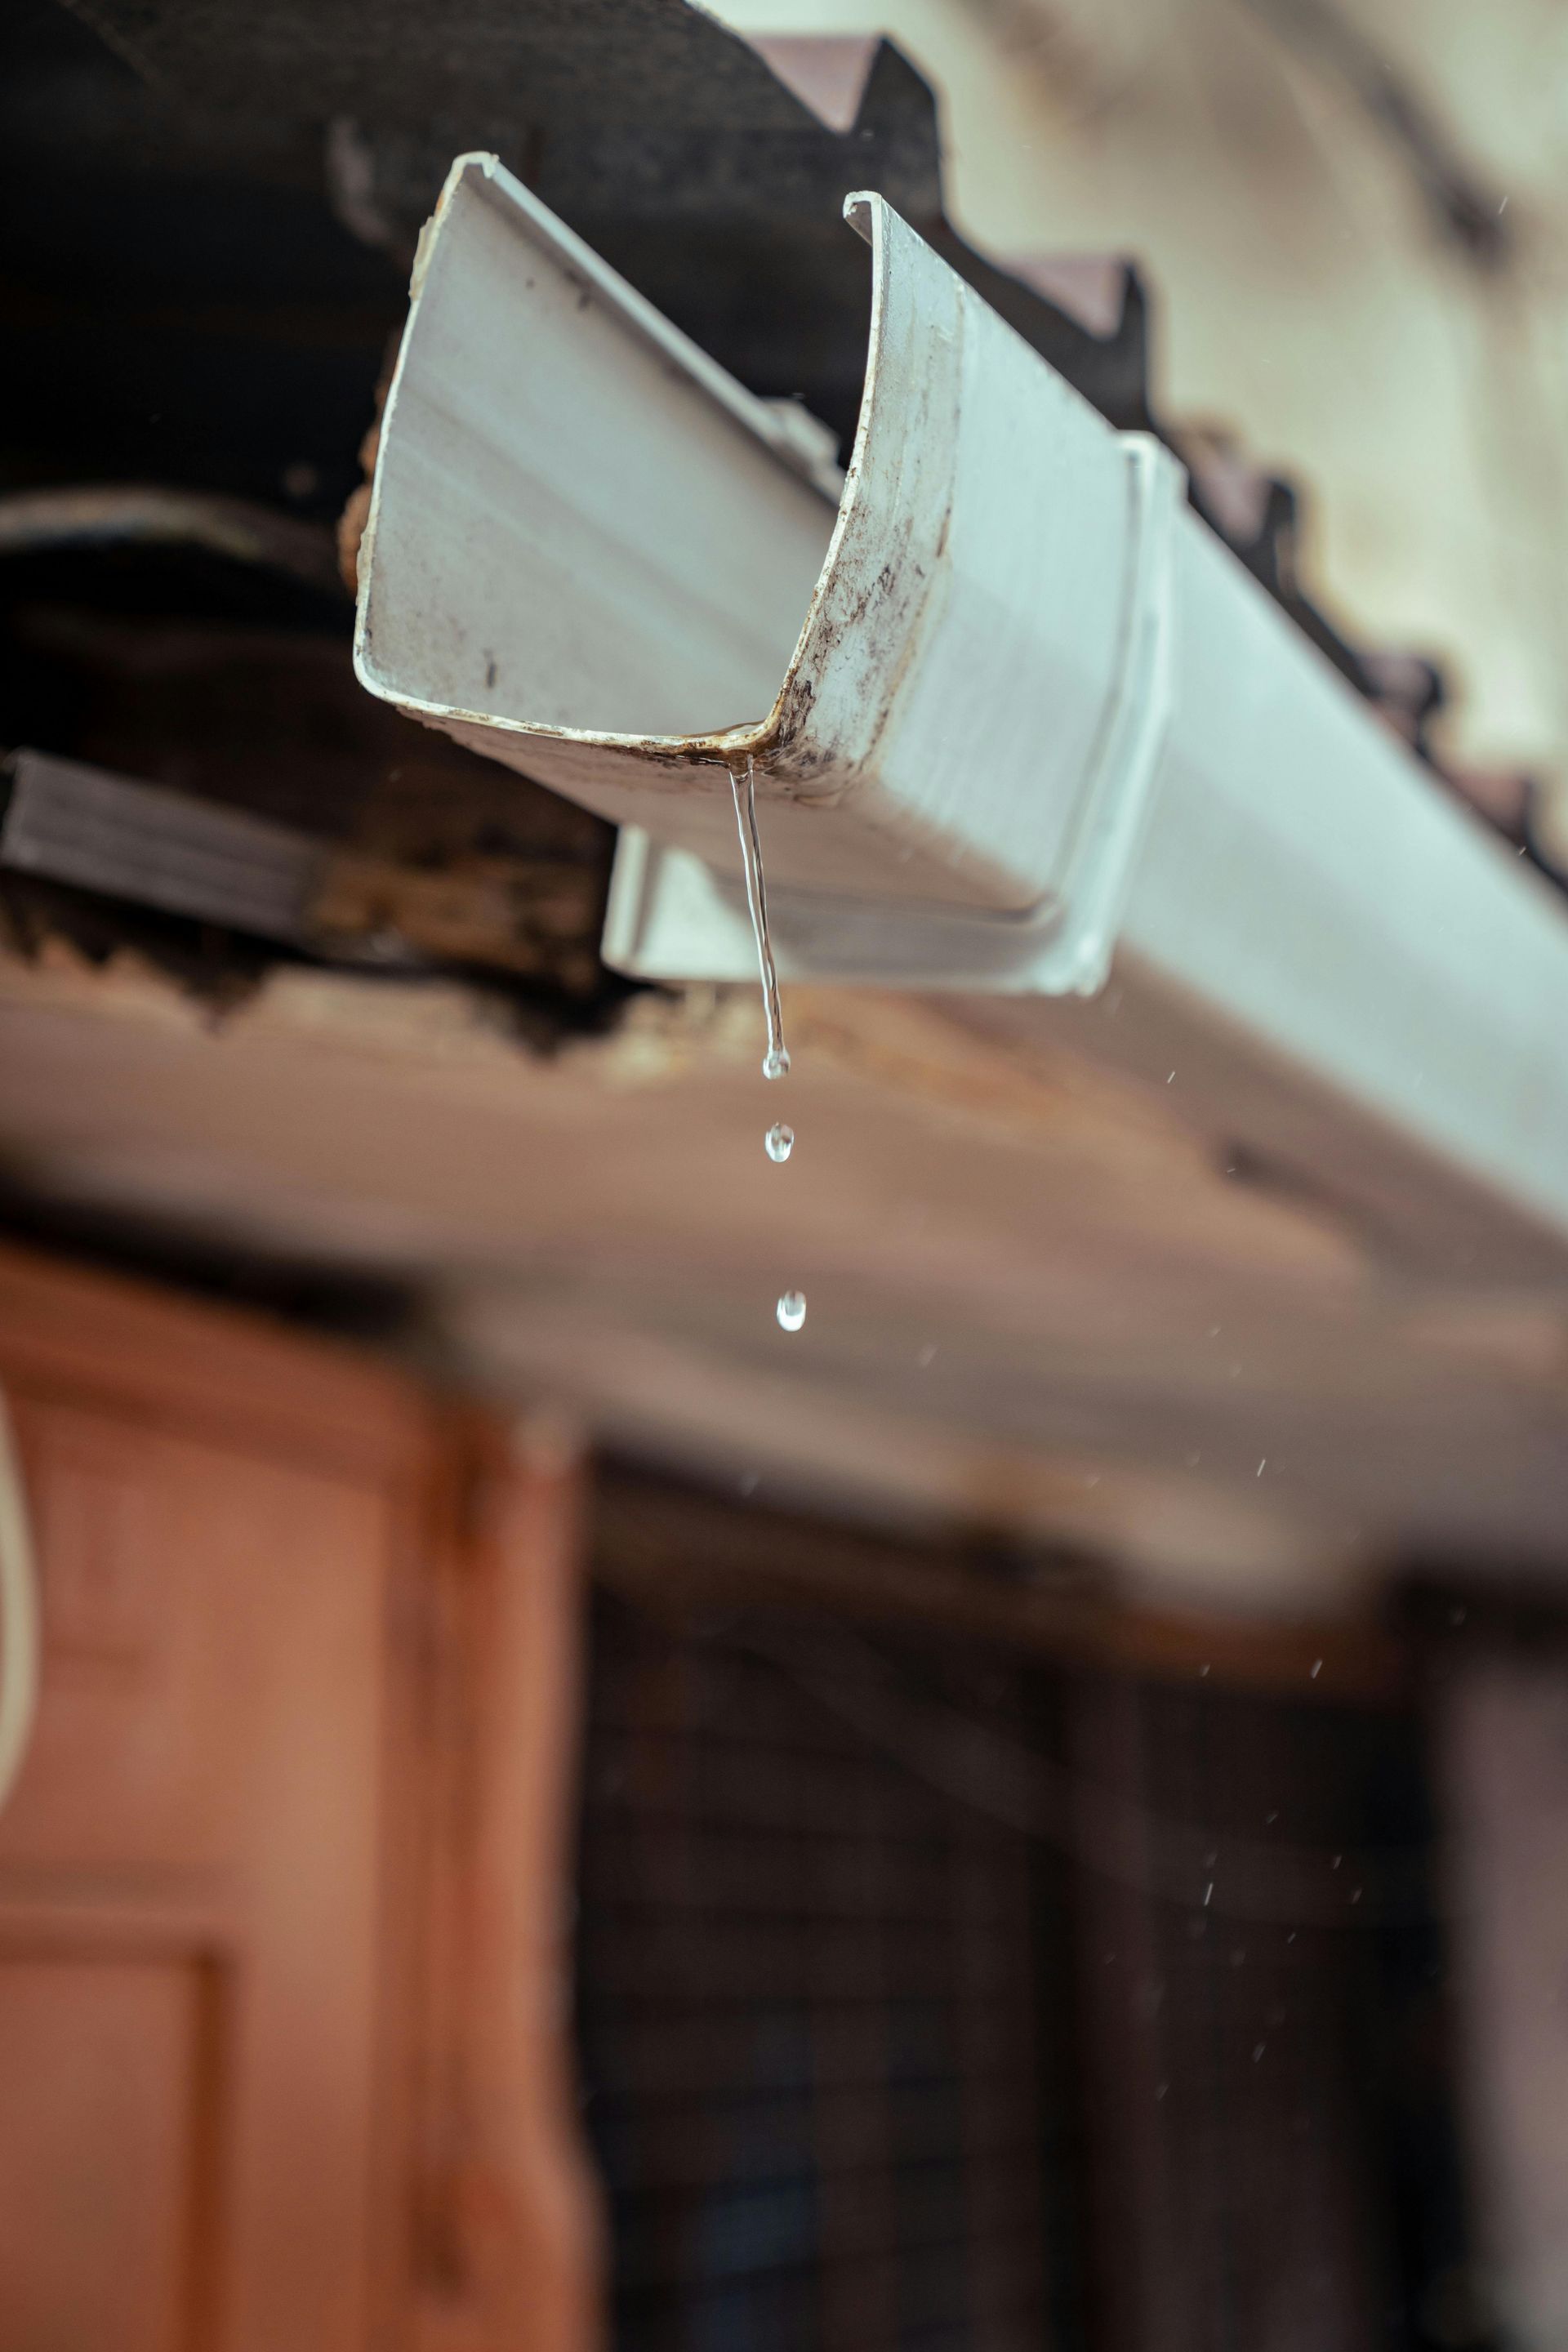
[762,1045,791,1080]
[776,1290,807,1333]
[765,1121,794,1162]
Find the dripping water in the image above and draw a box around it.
[728,758,804,1330]
[730,758,789,1080]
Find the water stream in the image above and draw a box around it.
[730,759,789,1082]
[728,759,804,1331]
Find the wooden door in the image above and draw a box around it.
[0,1245,599,2352]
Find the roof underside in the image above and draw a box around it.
[1,0,1564,1614]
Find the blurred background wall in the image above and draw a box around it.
[715,0,1568,843]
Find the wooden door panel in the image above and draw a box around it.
[0,1244,598,2352]
[3,1400,391,1873]
[0,1954,206,2352]
[0,1388,398,2351]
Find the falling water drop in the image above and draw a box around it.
[776,1290,807,1333]
[762,1045,791,1080]
[765,1122,794,1163]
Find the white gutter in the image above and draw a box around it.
[356,153,1568,1271]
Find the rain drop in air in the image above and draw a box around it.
[765,1122,794,1163]
[777,1290,807,1333]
